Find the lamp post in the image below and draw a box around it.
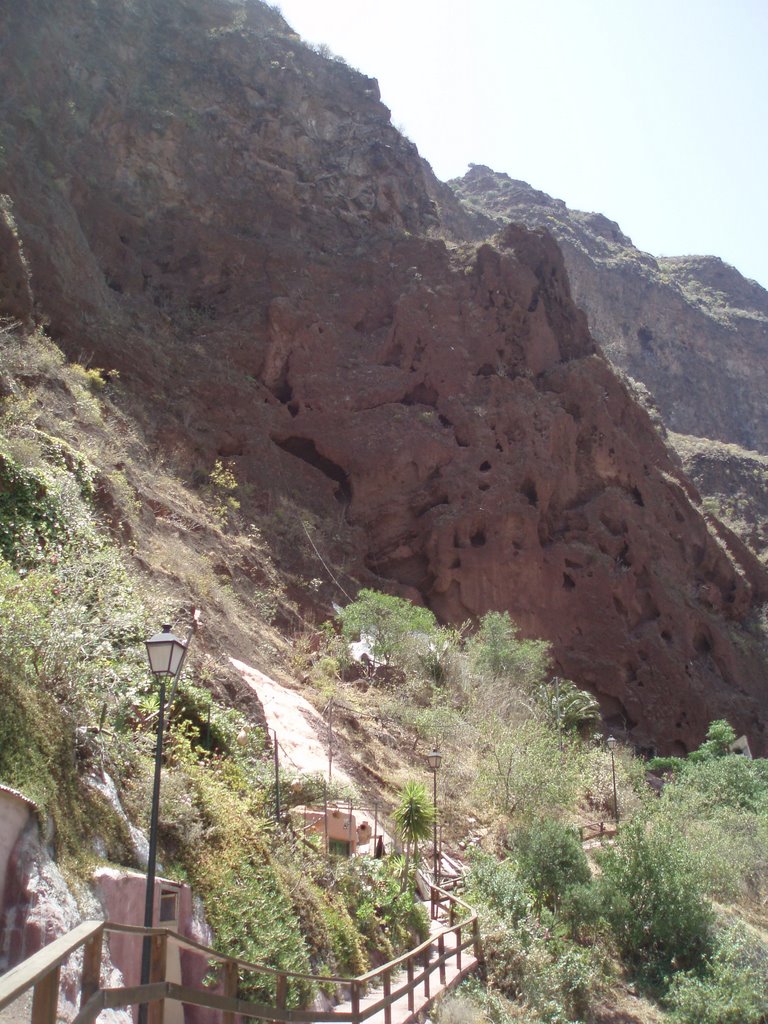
[139,625,187,1024]
[607,735,619,826]
[427,749,442,886]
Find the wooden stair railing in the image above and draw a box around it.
[0,885,481,1024]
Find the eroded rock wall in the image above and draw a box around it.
[1,0,767,753]
[451,166,768,454]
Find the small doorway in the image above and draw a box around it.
[328,838,351,857]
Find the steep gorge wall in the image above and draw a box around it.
[451,166,768,454]
[1,0,767,754]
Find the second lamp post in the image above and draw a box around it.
[607,735,619,826]
[427,748,442,885]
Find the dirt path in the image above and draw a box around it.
[230,658,355,787]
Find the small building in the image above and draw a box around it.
[729,735,753,759]
[295,806,380,857]
[94,868,213,1024]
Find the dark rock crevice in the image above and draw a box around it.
[272,436,351,503]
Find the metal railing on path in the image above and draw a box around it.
[0,886,481,1024]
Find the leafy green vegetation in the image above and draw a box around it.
[0,452,81,562]
[665,924,768,1024]
[456,735,768,1020]
[393,779,435,887]
[207,458,241,526]
[0,409,154,870]
[599,817,714,984]
[511,821,590,916]
[465,610,549,688]
[337,587,441,670]
[465,852,605,1022]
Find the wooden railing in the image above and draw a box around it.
[0,886,480,1024]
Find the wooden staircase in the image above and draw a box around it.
[0,886,481,1024]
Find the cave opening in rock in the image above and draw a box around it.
[272,435,351,502]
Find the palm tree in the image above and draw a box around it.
[538,678,601,738]
[393,780,435,890]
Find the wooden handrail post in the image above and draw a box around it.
[382,968,392,1024]
[350,979,361,1023]
[80,928,104,1007]
[148,932,168,1024]
[31,966,60,1024]
[406,957,415,1013]
[223,959,238,1024]
[423,948,430,999]
[275,974,288,1014]
[472,916,482,962]
[455,925,462,972]
[437,934,446,985]
[449,903,456,927]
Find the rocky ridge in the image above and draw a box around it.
[672,432,768,564]
[1,0,767,754]
[450,165,768,454]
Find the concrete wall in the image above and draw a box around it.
[0,789,32,904]
[301,808,358,853]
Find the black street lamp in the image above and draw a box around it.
[139,625,187,1024]
[607,735,619,826]
[427,749,442,886]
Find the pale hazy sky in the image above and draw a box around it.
[275,0,768,289]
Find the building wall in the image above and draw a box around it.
[93,869,214,1024]
[0,789,32,904]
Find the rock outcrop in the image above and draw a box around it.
[450,166,768,454]
[1,0,767,754]
[672,433,768,564]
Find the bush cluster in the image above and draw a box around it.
[462,745,768,1022]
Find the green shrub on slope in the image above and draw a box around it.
[666,924,768,1024]
[598,817,714,986]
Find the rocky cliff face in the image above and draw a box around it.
[1,0,767,754]
[672,433,768,564]
[451,166,768,454]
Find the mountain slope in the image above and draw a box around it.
[451,165,768,453]
[1,0,767,754]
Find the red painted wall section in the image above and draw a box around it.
[93,868,216,1024]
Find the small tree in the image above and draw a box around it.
[393,780,435,890]
[512,820,591,915]
[465,611,550,691]
[207,459,240,525]
[476,718,582,819]
[598,818,714,985]
[536,678,601,737]
[666,924,768,1024]
[337,589,439,670]
[689,719,738,762]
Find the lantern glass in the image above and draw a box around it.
[607,735,617,751]
[146,625,186,676]
[427,749,442,772]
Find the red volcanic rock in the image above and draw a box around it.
[265,225,768,755]
[451,165,768,455]
[1,0,767,755]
